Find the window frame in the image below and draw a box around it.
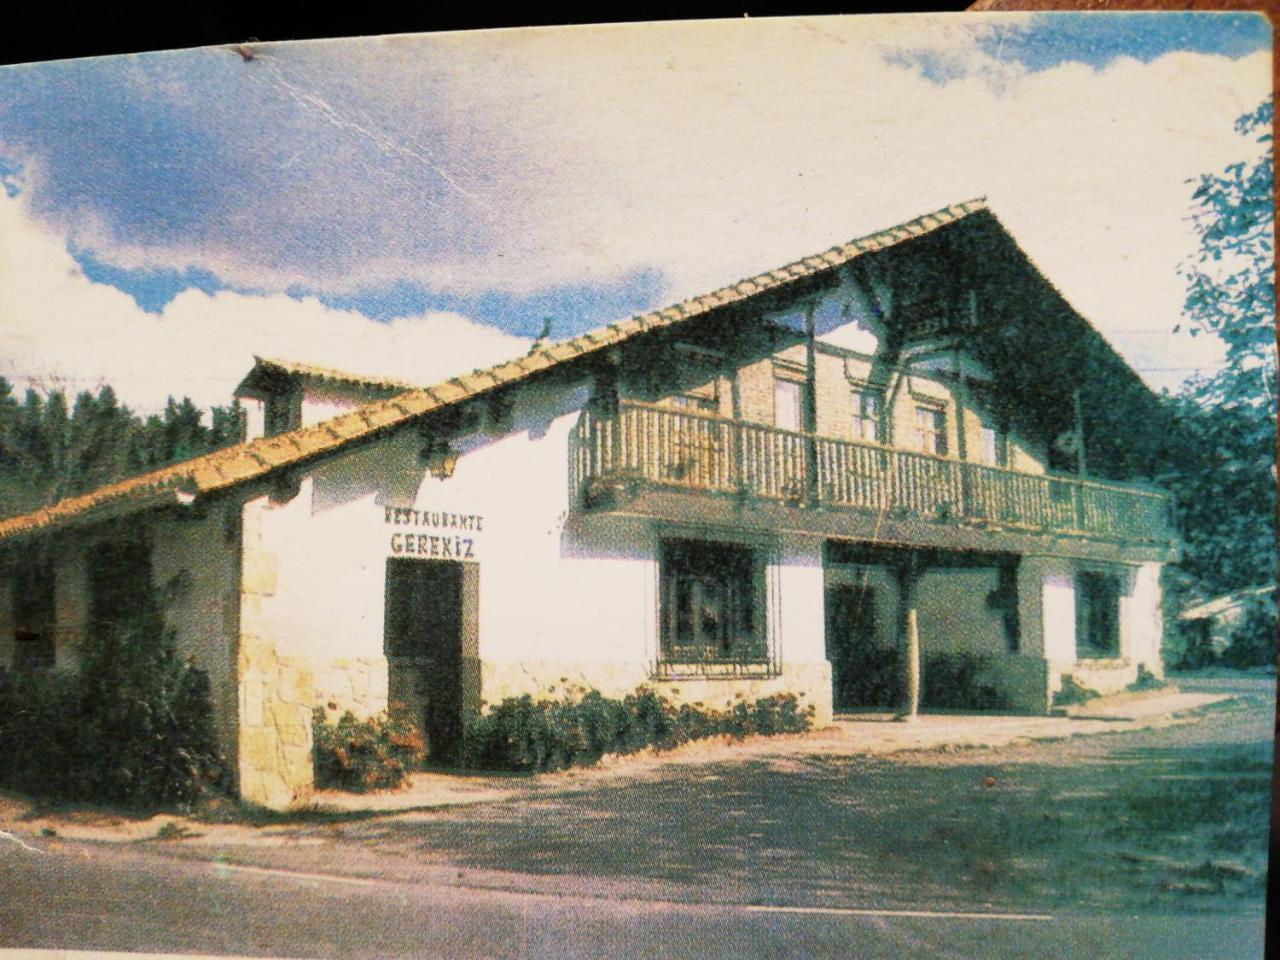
[656,537,772,676]
[1075,569,1122,660]
[773,375,806,432]
[850,387,884,444]
[914,401,949,457]
[978,421,1008,467]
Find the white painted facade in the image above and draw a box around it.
[0,207,1179,810]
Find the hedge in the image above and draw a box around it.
[0,622,224,808]
[460,687,815,773]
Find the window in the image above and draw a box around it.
[660,539,765,666]
[979,423,1007,467]
[775,378,804,432]
[914,404,948,456]
[12,560,55,671]
[1076,571,1121,659]
[851,389,883,443]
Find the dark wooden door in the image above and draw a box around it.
[825,584,885,710]
[385,558,468,764]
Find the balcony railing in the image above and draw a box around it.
[573,401,1175,544]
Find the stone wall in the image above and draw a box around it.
[237,493,316,810]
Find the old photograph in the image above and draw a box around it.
[0,11,1274,959]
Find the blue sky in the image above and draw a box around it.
[890,12,1270,83]
[0,13,1270,408]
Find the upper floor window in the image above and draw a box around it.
[914,403,948,457]
[979,423,1008,467]
[851,389,883,443]
[775,378,805,432]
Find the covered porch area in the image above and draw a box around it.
[823,539,1047,715]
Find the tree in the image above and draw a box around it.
[1179,98,1275,412]
[0,379,244,520]
[1161,98,1276,606]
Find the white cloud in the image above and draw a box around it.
[0,16,1269,398]
[0,189,530,414]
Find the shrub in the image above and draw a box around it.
[1053,674,1101,707]
[1127,663,1167,692]
[921,652,1011,711]
[833,645,902,709]
[0,622,224,808]
[312,706,427,792]
[461,687,814,773]
[1220,599,1277,669]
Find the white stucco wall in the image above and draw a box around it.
[917,568,1006,656]
[240,377,836,733]
[149,506,242,772]
[51,542,88,671]
[1018,555,1165,699]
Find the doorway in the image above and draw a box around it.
[825,583,898,710]
[384,558,477,764]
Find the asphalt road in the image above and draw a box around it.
[1,674,1272,959]
[0,840,1266,960]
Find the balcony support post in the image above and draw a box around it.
[895,553,921,722]
[804,300,819,507]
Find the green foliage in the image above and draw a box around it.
[834,645,903,709]
[1127,664,1167,693]
[460,687,815,773]
[0,378,243,519]
[1220,598,1277,670]
[1160,99,1276,604]
[1178,100,1275,409]
[311,707,427,792]
[1052,674,1100,708]
[922,653,1012,711]
[834,647,1011,711]
[0,618,224,809]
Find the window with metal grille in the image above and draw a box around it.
[659,539,765,666]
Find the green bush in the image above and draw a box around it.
[1127,663,1167,692]
[312,707,427,792]
[1053,674,1101,707]
[1220,599,1277,669]
[922,652,1011,711]
[834,645,902,709]
[0,623,224,808]
[461,687,814,773]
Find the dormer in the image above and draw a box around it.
[233,357,413,439]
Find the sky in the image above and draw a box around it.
[0,12,1271,413]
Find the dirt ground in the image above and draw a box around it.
[3,680,1271,921]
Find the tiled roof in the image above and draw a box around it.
[0,197,987,541]
[242,356,419,394]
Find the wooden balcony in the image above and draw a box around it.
[572,401,1176,547]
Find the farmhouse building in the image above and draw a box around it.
[0,199,1179,808]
